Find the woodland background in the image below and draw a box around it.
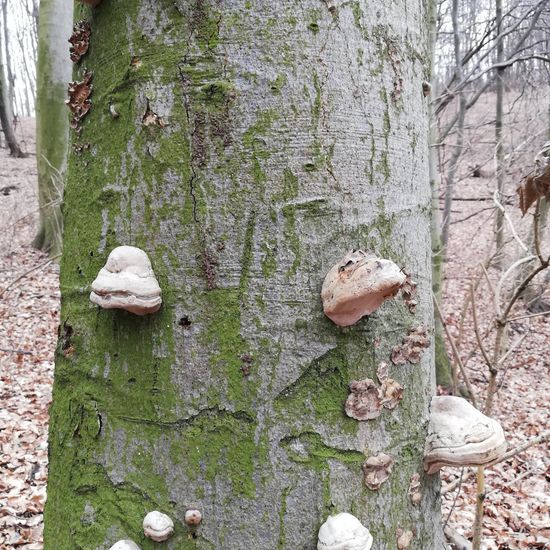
[0,0,549,548]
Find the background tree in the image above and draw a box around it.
[33,0,73,257]
[0,16,25,157]
[44,1,444,548]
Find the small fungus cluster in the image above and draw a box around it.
[66,70,93,133]
[69,20,91,63]
[108,508,202,549]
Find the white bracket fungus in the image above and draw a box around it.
[321,250,406,326]
[108,541,141,550]
[424,396,507,474]
[317,512,373,550]
[90,246,162,315]
[142,510,174,542]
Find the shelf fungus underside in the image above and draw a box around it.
[424,396,507,474]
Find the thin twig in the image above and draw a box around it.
[497,430,550,463]
[470,284,494,371]
[0,348,33,355]
[507,309,550,322]
[495,255,536,312]
[496,333,527,367]
[492,189,529,252]
[433,294,478,408]
[0,255,59,298]
[443,468,464,532]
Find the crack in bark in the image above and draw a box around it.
[116,406,255,428]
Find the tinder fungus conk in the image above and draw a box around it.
[108,542,141,550]
[143,511,174,542]
[317,512,373,550]
[90,246,162,315]
[321,250,406,326]
[423,396,507,474]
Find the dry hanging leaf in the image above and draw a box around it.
[69,21,91,63]
[362,452,394,490]
[517,142,550,215]
[391,325,430,365]
[344,378,381,421]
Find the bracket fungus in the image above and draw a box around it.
[108,542,141,550]
[321,250,406,326]
[345,378,381,420]
[408,473,422,506]
[362,452,394,490]
[391,325,430,365]
[90,246,162,315]
[317,512,373,550]
[424,396,507,474]
[143,511,174,542]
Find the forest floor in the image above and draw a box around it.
[0,118,548,549]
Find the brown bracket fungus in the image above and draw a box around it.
[397,528,414,549]
[408,473,422,506]
[143,511,174,542]
[423,396,507,474]
[362,452,394,490]
[321,250,406,326]
[317,512,373,550]
[108,542,141,550]
[69,21,91,63]
[391,325,430,365]
[90,246,162,315]
[184,509,202,526]
[345,378,381,420]
[379,378,404,409]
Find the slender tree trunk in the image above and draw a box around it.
[0,18,25,158]
[494,0,505,270]
[428,0,452,388]
[33,0,73,257]
[1,0,15,114]
[45,1,444,548]
[441,0,466,252]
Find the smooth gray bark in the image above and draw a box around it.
[45,1,444,549]
[33,0,73,257]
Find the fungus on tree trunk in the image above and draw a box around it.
[317,512,373,550]
[423,396,507,474]
[142,511,174,542]
[321,250,406,326]
[90,246,162,315]
[108,541,140,550]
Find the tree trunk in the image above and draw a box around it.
[0,17,25,158]
[493,0,505,270]
[33,0,73,257]
[44,1,444,549]
[428,0,452,389]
